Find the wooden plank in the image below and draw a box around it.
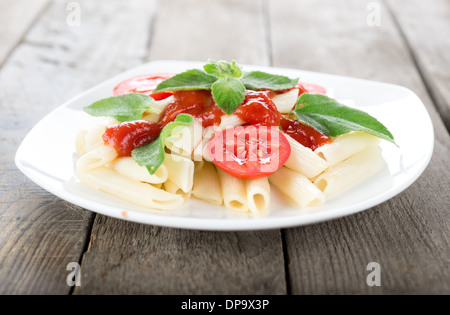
[268,0,450,294]
[0,0,158,294]
[76,216,284,294]
[0,0,50,65]
[74,0,287,295]
[386,0,450,131]
[147,0,270,65]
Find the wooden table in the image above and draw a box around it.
[1,0,449,295]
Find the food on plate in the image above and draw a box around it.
[76,60,395,216]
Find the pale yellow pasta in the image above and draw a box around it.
[194,160,205,172]
[314,145,383,197]
[76,119,119,155]
[165,121,203,158]
[164,179,191,203]
[315,132,381,167]
[245,177,270,216]
[193,125,221,162]
[75,130,87,155]
[269,167,325,208]
[76,145,118,172]
[109,157,168,184]
[283,133,329,178]
[152,95,175,112]
[216,166,249,213]
[271,89,299,113]
[77,167,184,210]
[192,162,222,206]
[218,114,245,129]
[141,112,160,122]
[162,153,194,193]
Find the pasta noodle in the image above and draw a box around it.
[283,133,329,178]
[245,177,270,216]
[269,167,325,208]
[192,162,222,206]
[164,179,191,203]
[219,114,245,129]
[163,153,194,193]
[272,89,299,113]
[216,166,249,212]
[77,167,185,210]
[165,121,203,158]
[109,157,168,184]
[76,144,118,172]
[314,145,383,197]
[315,132,381,167]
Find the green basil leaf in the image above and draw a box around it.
[152,69,218,93]
[211,78,246,115]
[83,93,155,122]
[131,114,194,174]
[204,59,242,79]
[293,94,396,144]
[240,71,298,91]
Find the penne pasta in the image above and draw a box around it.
[77,167,185,210]
[283,133,329,178]
[314,145,383,197]
[216,166,249,213]
[75,130,87,155]
[109,157,168,184]
[192,162,223,206]
[164,179,191,203]
[315,132,381,167]
[163,153,194,193]
[218,114,245,129]
[76,144,118,172]
[165,120,203,158]
[269,167,325,208]
[151,96,175,112]
[271,89,299,113]
[245,177,270,216]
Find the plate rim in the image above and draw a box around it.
[15,60,435,231]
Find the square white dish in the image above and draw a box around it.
[15,60,434,230]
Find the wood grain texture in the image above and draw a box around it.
[74,0,287,295]
[386,0,450,131]
[268,0,450,294]
[75,216,285,294]
[0,0,50,65]
[147,0,270,65]
[0,0,158,294]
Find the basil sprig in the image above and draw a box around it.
[152,59,299,115]
[84,93,156,122]
[293,94,397,145]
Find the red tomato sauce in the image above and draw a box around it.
[103,120,162,157]
[234,91,281,127]
[279,117,331,151]
[158,90,223,128]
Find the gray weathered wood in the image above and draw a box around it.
[74,0,287,295]
[268,0,450,294]
[0,0,50,65]
[0,0,158,294]
[386,0,450,131]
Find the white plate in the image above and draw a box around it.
[15,60,434,231]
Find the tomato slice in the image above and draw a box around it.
[207,126,291,179]
[113,73,174,100]
[296,82,327,95]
